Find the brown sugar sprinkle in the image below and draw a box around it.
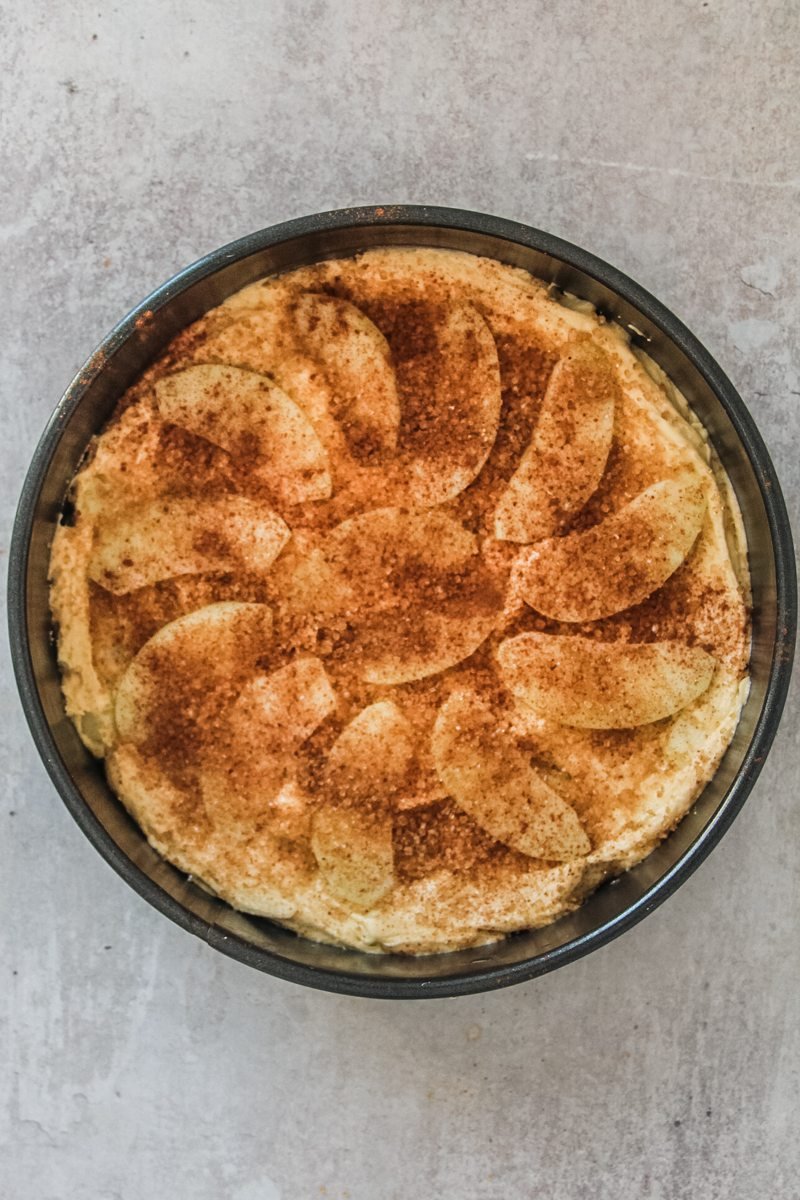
[146,311,231,376]
[156,422,236,491]
[134,309,155,331]
[393,800,519,880]
[70,248,749,934]
[351,298,487,468]
[367,299,441,365]
[455,332,558,527]
[127,606,278,794]
[90,572,272,686]
[570,439,651,532]
[493,333,556,467]
[139,652,235,776]
[507,526,747,670]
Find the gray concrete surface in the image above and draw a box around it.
[1,2,798,1197]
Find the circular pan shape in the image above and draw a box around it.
[8,206,797,999]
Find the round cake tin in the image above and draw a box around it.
[8,205,796,998]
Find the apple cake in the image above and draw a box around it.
[49,248,751,953]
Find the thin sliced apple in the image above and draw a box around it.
[326,701,416,798]
[114,601,274,745]
[199,334,347,467]
[200,657,337,824]
[323,505,476,607]
[356,611,497,686]
[431,691,590,861]
[333,504,475,565]
[314,507,500,682]
[197,293,400,459]
[497,632,717,729]
[389,304,502,506]
[154,364,331,504]
[288,293,401,455]
[223,657,338,759]
[311,805,395,909]
[495,339,616,542]
[308,701,412,906]
[518,473,707,621]
[89,496,290,595]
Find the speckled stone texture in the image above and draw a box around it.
[1,2,798,1197]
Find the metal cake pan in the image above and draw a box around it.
[8,206,797,998]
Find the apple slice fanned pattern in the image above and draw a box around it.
[186,297,503,510]
[193,291,402,463]
[71,265,745,927]
[515,472,709,622]
[432,691,591,862]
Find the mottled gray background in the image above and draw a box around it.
[1,2,798,1197]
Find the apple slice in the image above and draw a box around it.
[114,601,274,746]
[311,805,395,909]
[89,495,290,595]
[495,339,616,542]
[356,611,498,686]
[497,632,717,729]
[309,700,417,902]
[153,364,331,504]
[313,507,501,683]
[517,473,707,621]
[326,505,477,575]
[308,701,411,908]
[389,304,502,506]
[200,657,338,824]
[197,293,401,459]
[325,701,416,798]
[287,293,401,456]
[223,657,338,759]
[431,691,590,861]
